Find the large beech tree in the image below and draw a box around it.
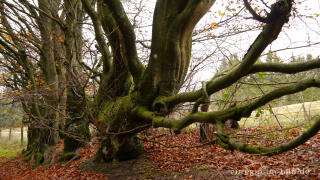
[82,0,320,162]
[0,0,320,165]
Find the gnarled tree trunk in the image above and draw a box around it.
[62,0,91,157]
[83,0,215,162]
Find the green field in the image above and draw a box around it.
[0,141,25,159]
[0,128,27,159]
[239,101,320,127]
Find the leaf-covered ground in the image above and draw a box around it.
[0,127,319,180]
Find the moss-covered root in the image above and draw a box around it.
[58,152,81,162]
[116,135,143,161]
[94,135,144,162]
[94,136,120,163]
[22,148,44,168]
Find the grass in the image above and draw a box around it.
[0,127,27,160]
[0,141,25,159]
[239,101,320,128]
[185,101,320,130]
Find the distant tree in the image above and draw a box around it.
[0,102,22,129]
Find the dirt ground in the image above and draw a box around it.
[80,155,229,180]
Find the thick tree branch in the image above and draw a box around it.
[170,0,216,88]
[249,58,320,74]
[243,0,268,23]
[103,0,144,83]
[133,106,218,132]
[138,0,215,106]
[81,0,112,72]
[244,0,292,23]
[216,117,320,155]
[135,79,320,132]
[171,0,216,41]
[159,0,293,111]
[242,79,320,116]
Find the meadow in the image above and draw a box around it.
[0,128,27,160]
[239,101,320,127]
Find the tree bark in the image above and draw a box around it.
[9,127,12,141]
[199,100,212,142]
[20,0,63,165]
[22,123,49,167]
[38,0,60,146]
[89,0,215,162]
[62,0,91,155]
[21,124,23,145]
[93,95,146,162]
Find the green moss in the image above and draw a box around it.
[22,148,32,157]
[80,124,90,135]
[0,143,24,159]
[95,136,120,162]
[101,101,114,123]
[33,152,44,168]
[59,152,77,161]
[101,95,134,123]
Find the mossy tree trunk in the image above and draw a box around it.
[81,0,215,162]
[92,95,145,162]
[20,0,61,165]
[85,0,313,162]
[23,119,61,167]
[20,0,90,163]
[63,83,91,154]
[62,0,91,155]
[23,124,43,166]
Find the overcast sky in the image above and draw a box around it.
[120,0,320,88]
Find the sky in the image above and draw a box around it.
[2,0,320,93]
[122,0,320,84]
[117,0,320,92]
